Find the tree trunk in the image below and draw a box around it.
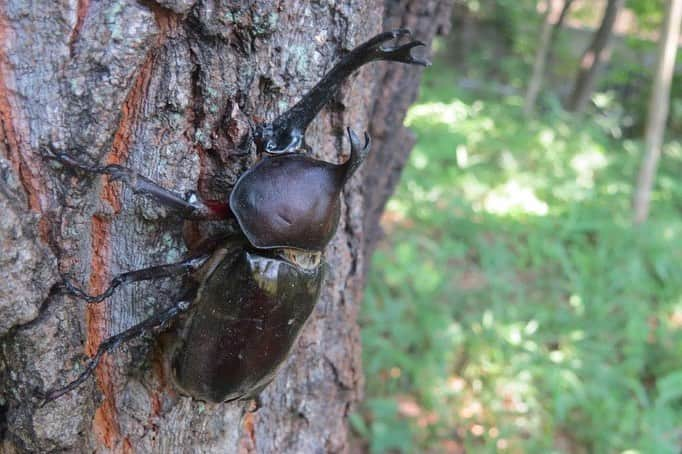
[364,0,452,257]
[545,0,575,74]
[526,0,577,108]
[524,0,559,115]
[633,0,682,224]
[0,1,451,452]
[566,0,625,112]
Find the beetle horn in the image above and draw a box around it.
[343,127,371,182]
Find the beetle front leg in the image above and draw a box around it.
[61,255,210,304]
[256,28,428,154]
[38,297,194,405]
[42,146,232,220]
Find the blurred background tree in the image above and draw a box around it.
[566,0,626,112]
[634,0,682,223]
[353,1,682,452]
[523,0,561,115]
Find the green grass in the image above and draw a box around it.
[354,58,682,453]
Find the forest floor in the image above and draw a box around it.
[354,53,682,453]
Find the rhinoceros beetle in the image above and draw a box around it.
[40,29,428,404]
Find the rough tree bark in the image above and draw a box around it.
[0,0,451,452]
[566,0,625,112]
[633,0,682,224]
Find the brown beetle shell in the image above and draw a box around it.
[170,243,323,403]
[229,154,346,252]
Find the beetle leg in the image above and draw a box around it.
[61,255,210,304]
[38,297,194,405]
[255,28,428,154]
[42,146,231,220]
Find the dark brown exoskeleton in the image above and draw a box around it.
[40,29,428,404]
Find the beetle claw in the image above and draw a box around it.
[379,40,430,67]
[59,275,113,304]
[364,28,411,49]
[362,28,430,66]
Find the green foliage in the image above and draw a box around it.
[627,0,665,31]
[451,0,540,88]
[356,59,682,453]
